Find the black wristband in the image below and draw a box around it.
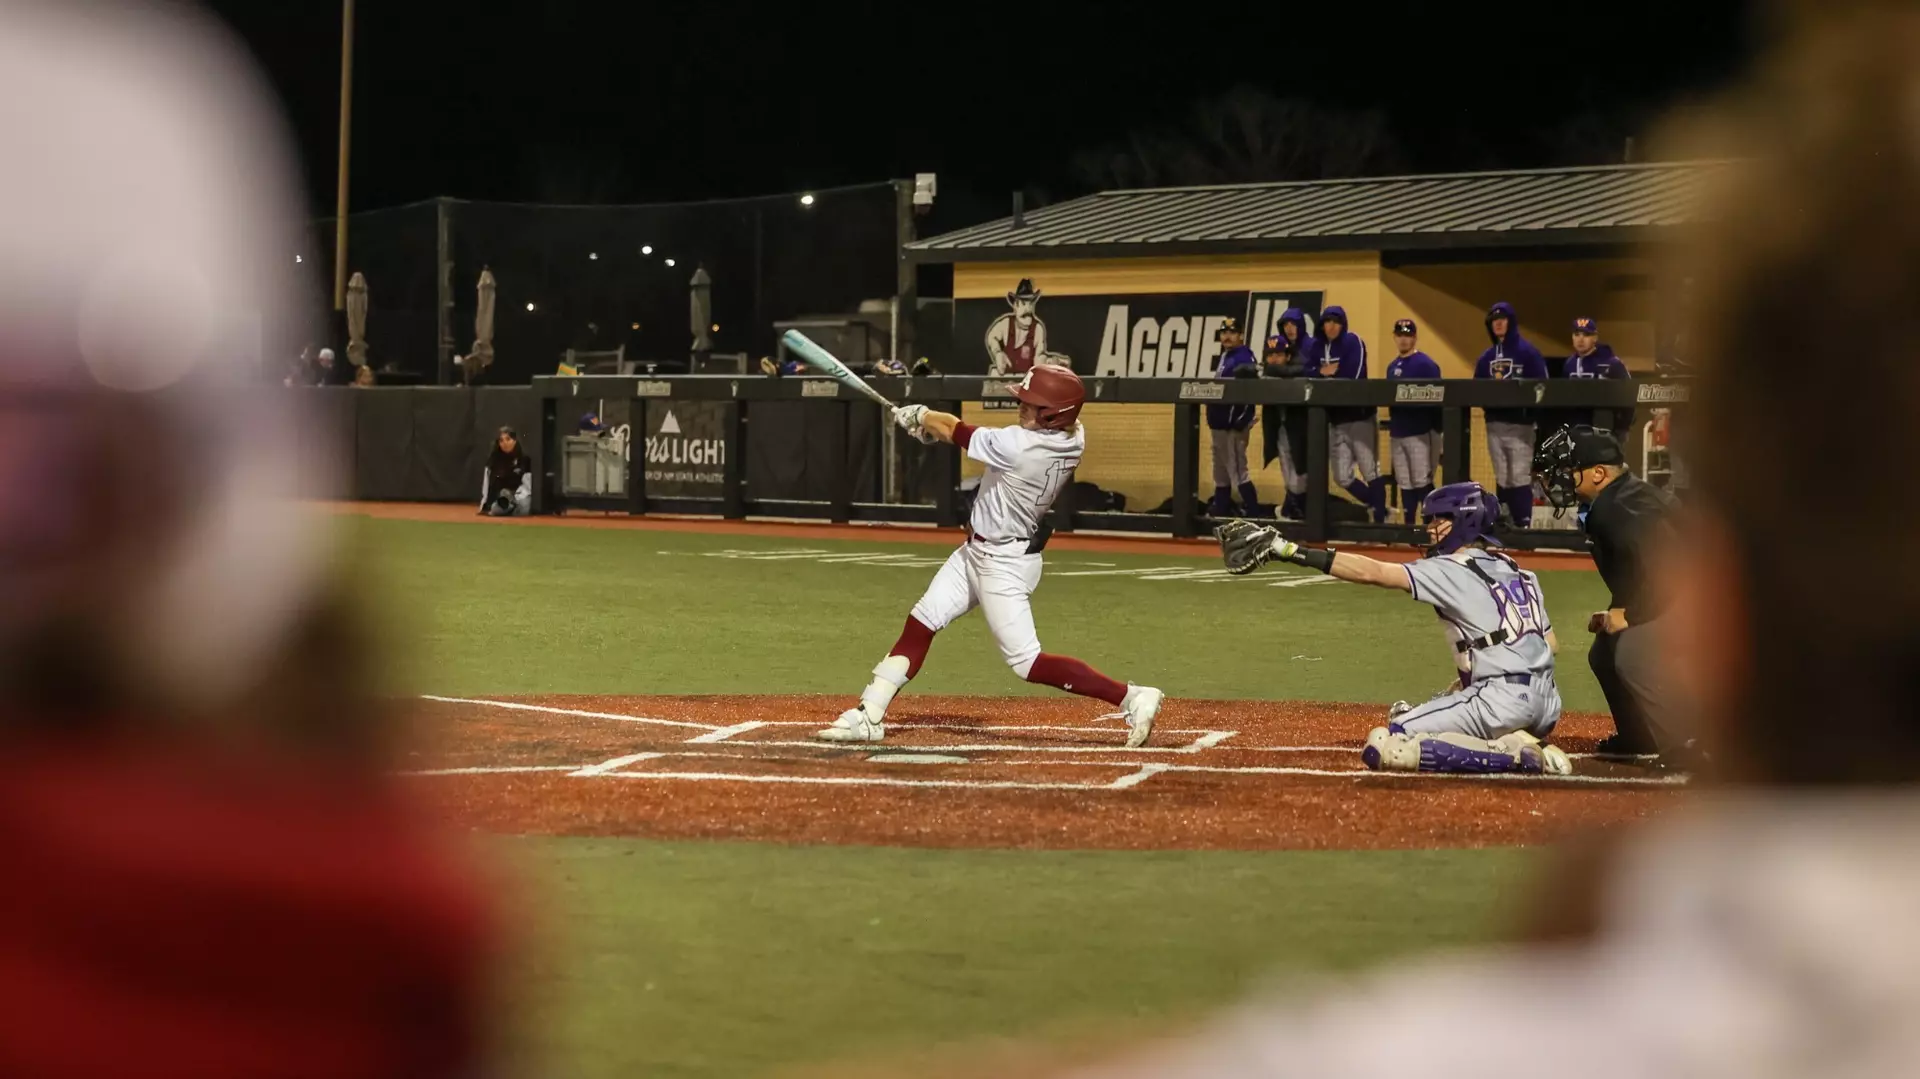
[1290,546,1335,574]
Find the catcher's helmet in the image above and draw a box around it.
[1010,363,1084,430]
[1420,482,1500,556]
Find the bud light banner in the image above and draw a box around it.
[640,400,726,497]
[952,283,1323,378]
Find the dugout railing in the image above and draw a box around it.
[531,374,1692,549]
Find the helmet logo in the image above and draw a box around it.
[1020,369,1035,392]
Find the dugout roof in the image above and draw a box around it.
[906,160,1728,263]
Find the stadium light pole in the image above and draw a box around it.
[332,0,356,312]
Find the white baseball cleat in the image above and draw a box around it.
[1387,700,1412,722]
[1541,744,1574,776]
[1118,684,1163,748]
[816,705,884,743]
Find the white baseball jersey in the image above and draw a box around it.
[965,423,1083,543]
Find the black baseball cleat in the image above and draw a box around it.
[1593,732,1660,759]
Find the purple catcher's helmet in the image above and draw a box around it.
[1420,482,1500,556]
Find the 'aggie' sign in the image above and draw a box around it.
[953,286,1324,378]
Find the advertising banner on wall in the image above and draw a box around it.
[952,279,1324,378]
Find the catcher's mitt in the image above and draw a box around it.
[1216,519,1287,575]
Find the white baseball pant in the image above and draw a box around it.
[1275,423,1307,495]
[1485,420,1535,489]
[1330,418,1380,485]
[1390,432,1440,490]
[910,539,1044,677]
[1396,672,1562,741]
[1210,428,1252,488]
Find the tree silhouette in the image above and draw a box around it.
[1074,87,1403,190]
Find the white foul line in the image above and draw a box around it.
[571,751,666,777]
[420,694,720,731]
[687,721,768,743]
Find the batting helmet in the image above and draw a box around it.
[1420,482,1500,556]
[1011,363,1085,430]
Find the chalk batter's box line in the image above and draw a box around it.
[402,750,1690,788]
[421,697,1666,777]
[720,733,1237,755]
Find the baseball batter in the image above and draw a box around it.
[1215,482,1570,775]
[1475,301,1549,527]
[818,365,1165,747]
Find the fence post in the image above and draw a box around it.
[627,397,649,515]
[1171,402,1200,538]
[1304,406,1329,543]
[830,399,853,524]
[722,401,746,519]
[436,198,453,385]
[1442,405,1470,486]
[933,399,961,527]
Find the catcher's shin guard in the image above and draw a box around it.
[1362,729,1556,775]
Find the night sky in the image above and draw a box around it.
[206,0,1763,233]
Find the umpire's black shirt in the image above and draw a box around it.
[1585,472,1679,624]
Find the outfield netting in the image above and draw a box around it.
[295,183,902,385]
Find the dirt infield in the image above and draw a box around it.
[405,694,1683,850]
[334,502,1601,570]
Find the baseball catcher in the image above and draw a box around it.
[1216,482,1571,775]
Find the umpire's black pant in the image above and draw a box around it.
[1587,618,1683,753]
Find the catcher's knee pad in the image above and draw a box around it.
[1362,726,1420,771]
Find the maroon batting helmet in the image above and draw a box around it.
[1011,364,1084,430]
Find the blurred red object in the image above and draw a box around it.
[0,740,496,1079]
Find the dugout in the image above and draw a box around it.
[905,161,1721,513]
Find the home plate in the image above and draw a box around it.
[867,753,970,765]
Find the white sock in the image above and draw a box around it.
[858,654,911,719]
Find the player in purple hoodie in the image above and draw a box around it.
[1306,305,1387,522]
[1384,318,1442,524]
[1205,317,1261,517]
[1259,308,1312,520]
[1473,301,1549,527]
[1561,315,1632,432]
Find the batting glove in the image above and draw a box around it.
[892,404,928,432]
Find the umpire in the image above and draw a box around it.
[1533,425,1690,762]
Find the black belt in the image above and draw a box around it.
[970,522,1054,554]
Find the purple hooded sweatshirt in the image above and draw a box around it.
[1473,301,1548,423]
[1304,305,1372,425]
[1564,342,1628,379]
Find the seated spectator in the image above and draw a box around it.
[481,427,532,517]
[351,363,376,388]
[310,347,345,386]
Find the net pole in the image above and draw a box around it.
[332,0,356,312]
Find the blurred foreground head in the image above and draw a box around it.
[0,8,498,1078]
[0,1,338,730]
[1677,1,1920,786]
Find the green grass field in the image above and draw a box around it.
[360,516,1607,1076]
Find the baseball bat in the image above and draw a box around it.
[779,329,898,411]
